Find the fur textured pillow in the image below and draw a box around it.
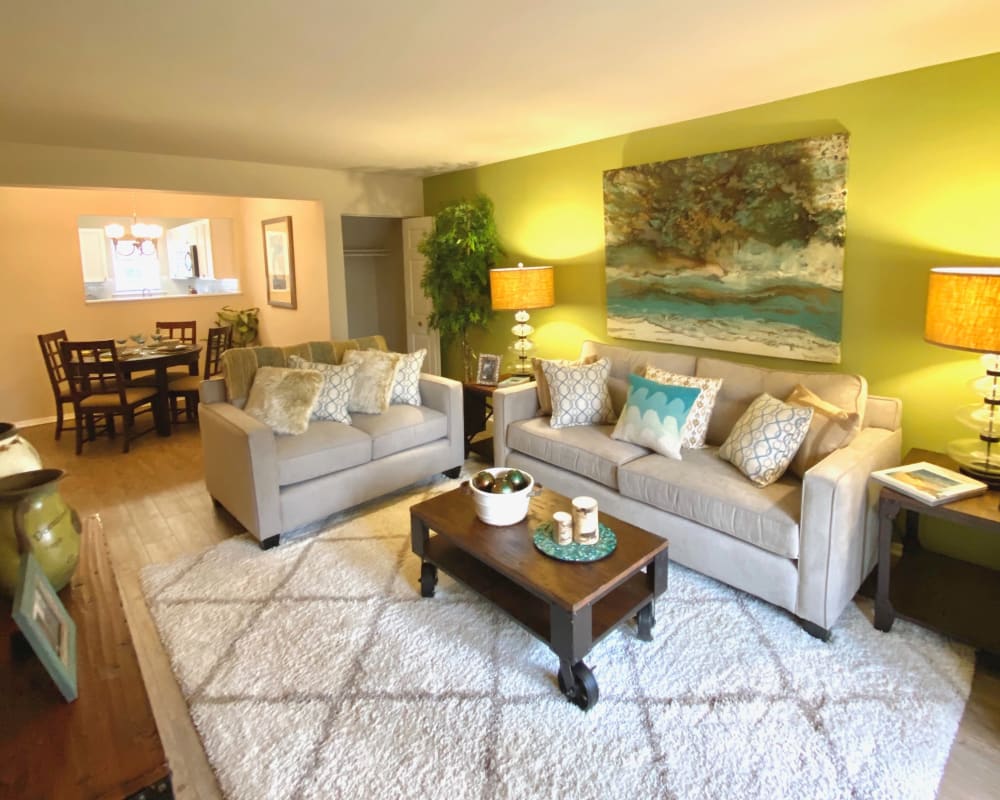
[644,366,722,449]
[785,383,861,478]
[342,349,402,414]
[244,366,323,435]
[288,355,358,423]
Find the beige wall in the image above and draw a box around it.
[238,197,329,345]
[0,140,423,427]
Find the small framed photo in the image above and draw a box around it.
[262,216,297,309]
[476,353,500,386]
[12,554,77,702]
[871,461,988,506]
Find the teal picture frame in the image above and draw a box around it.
[12,553,78,702]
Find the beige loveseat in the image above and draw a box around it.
[199,336,464,549]
[494,340,902,638]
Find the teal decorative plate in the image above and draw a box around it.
[533,521,617,562]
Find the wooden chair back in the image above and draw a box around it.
[204,325,233,379]
[37,330,70,397]
[155,321,197,344]
[59,340,130,406]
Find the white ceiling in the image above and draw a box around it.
[2,1,998,176]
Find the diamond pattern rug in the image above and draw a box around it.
[142,477,974,800]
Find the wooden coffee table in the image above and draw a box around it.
[409,485,669,710]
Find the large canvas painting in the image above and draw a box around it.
[603,134,848,363]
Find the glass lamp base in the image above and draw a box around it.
[947,438,1000,487]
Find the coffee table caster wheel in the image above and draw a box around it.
[558,661,599,710]
[420,562,438,598]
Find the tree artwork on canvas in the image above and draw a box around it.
[603,134,848,363]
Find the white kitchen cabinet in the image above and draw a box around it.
[78,228,109,282]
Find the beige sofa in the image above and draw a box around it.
[198,336,464,548]
[494,340,902,638]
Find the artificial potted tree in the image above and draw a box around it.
[419,194,503,381]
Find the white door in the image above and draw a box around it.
[402,216,441,375]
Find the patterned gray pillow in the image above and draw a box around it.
[718,393,813,487]
[243,366,323,435]
[288,355,358,423]
[644,366,722,449]
[342,349,402,414]
[390,349,425,406]
[541,357,614,429]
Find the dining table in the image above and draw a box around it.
[119,344,202,436]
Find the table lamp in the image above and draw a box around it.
[489,263,555,374]
[924,265,1000,485]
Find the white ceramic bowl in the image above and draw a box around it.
[469,467,535,526]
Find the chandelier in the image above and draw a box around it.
[104,213,163,257]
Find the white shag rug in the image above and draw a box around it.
[142,479,974,800]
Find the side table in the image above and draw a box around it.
[462,376,534,463]
[874,448,1000,656]
[0,515,171,799]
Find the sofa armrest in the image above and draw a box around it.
[797,425,903,629]
[493,382,541,467]
[419,374,464,467]
[200,376,226,404]
[198,400,281,542]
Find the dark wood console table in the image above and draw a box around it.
[462,376,534,463]
[0,516,171,799]
[874,448,1000,656]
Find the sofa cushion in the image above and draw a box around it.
[349,405,448,460]
[644,366,722,449]
[695,356,868,447]
[244,367,323,435]
[390,349,426,406]
[618,449,803,559]
[343,349,402,414]
[542,357,615,429]
[785,383,862,478]
[288,355,357,423]
[611,373,701,460]
[506,417,647,490]
[222,335,387,404]
[275,421,372,486]
[718,393,813,487]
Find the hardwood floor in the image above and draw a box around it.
[20,421,1000,800]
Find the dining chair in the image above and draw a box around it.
[154,320,197,344]
[167,325,233,422]
[37,330,80,441]
[59,339,159,454]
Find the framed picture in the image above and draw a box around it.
[476,353,500,386]
[871,461,988,506]
[262,216,297,309]
[12,553,77,702]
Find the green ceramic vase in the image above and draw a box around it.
[0,468,81,597]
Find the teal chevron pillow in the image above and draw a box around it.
[611,374,702,460]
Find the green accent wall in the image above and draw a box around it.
[424,52,1000,568]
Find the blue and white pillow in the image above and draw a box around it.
[288,355,358,423]
[718,393,814,486]
[611,373,701,460]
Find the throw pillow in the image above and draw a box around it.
[532,354,598,414]
[243,366,323,435]
[342,349,402,414]
[288,355,357,423]
[644,366,722,449]
[390,348,426,406]
[718,393,814,487]
[785,383,862,478]
[611,373,702,460]
[542,357,614,429]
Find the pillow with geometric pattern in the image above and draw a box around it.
[644,365,722,449]
[541,357,614,429]
[390,348,426,406]
[288,355,358,423]
[718,393,813,487]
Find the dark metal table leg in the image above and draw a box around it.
[636,602,655,642]
[874,496,901,632]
